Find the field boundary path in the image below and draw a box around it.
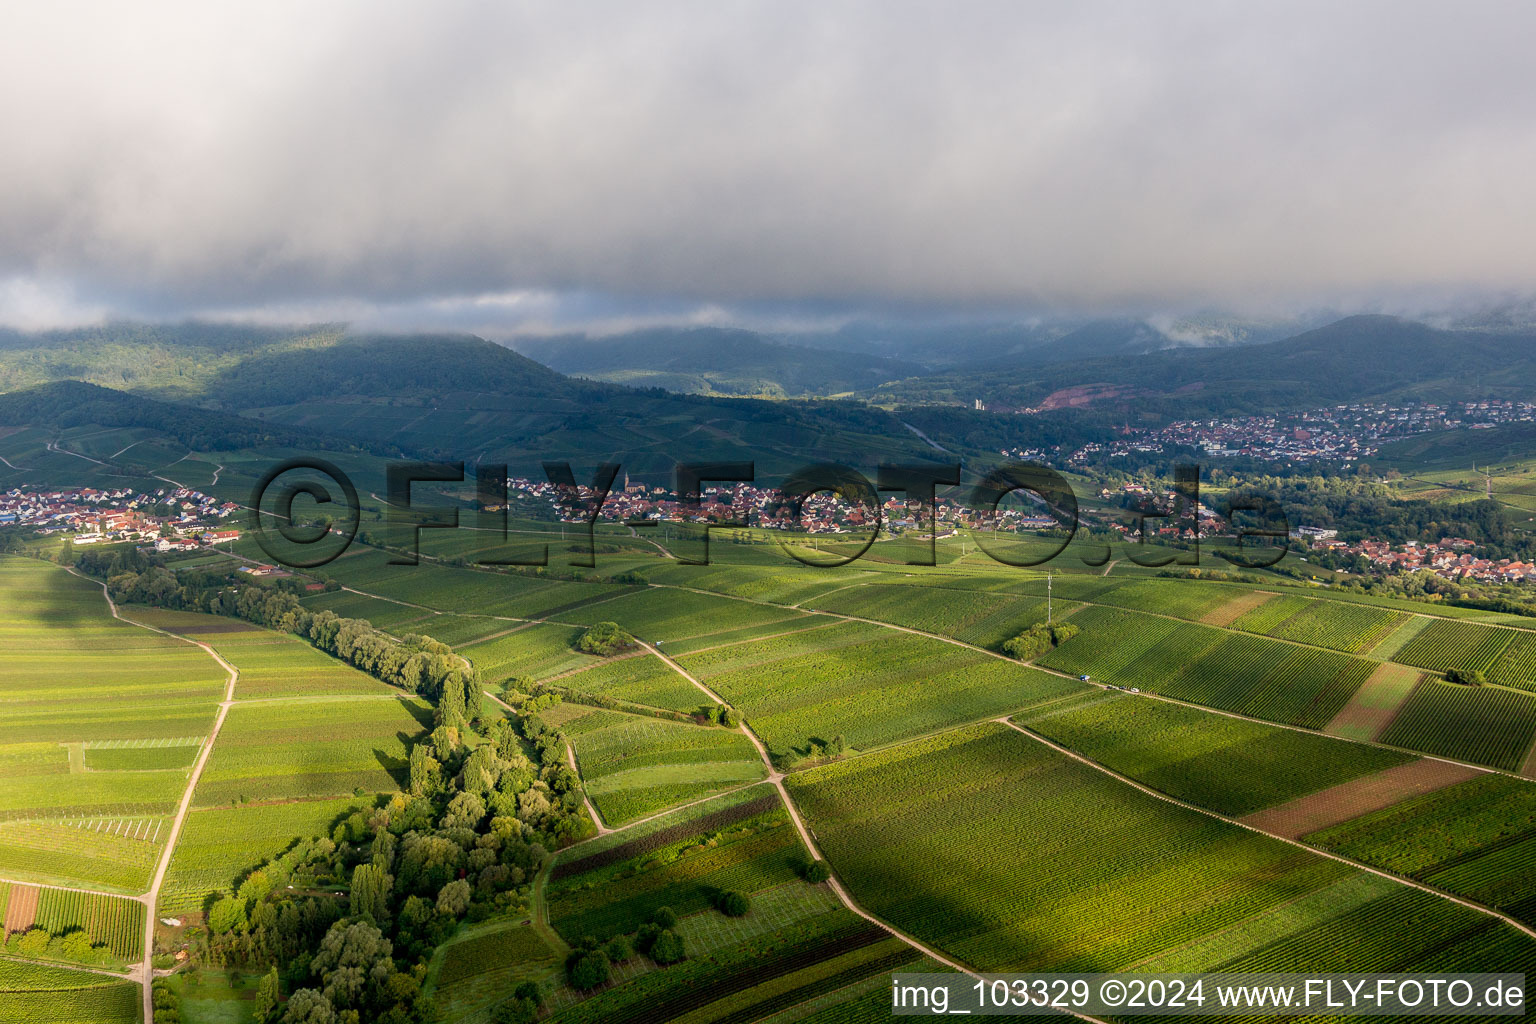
[483,690,613,837]
[646,644,1000,982]
[563,741,611,835]
[67,569,240,1024]
[506,653,1010,995]
[997,718,1536,942]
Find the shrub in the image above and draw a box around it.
[576,622,636,656]
[648,929,685,964]
[567,948,611,990]
[650,906,678,929]
[604,935,633,962]
[802,859,831,883]
[716,890,750,917]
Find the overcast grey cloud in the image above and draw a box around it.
[2,1,1534,330]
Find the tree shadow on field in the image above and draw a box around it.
[400,702,435,733]
[375,746,410,789]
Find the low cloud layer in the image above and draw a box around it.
[3,2,1535,329]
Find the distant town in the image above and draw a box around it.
[0,485,241,549]
[1000,399,1536,467]
[7,469,1533,587]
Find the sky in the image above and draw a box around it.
[2,1,1535,335]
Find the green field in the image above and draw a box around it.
[557,652,707,712]
[679,622,1082,757]
[194,696,430,806]
[785,722,1535,973]
[547,793,804,942]
[563,708,766,826]
[1015,691,1415,815]
[1036,606,1375,728]
[1376,680,1536,771]
[1306,773,1536,925]
[161,796,372,914]
[0,557,225,889]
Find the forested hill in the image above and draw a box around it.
[0,326,945,478]
[0,380,375,454]
[870,315,1536,417]
[512,327,926,397]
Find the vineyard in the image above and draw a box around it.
[559,653,706,711]
[679,623,1081,756]
[547,801,802,941]
[201,631,390,699]
[786,722,1372,972]
[194,696,430,806]
[564,709,766,825]
[559,587,802,640]
[1376,680,1536,771]
[1306,773,1536,925]
[460,623,598,684]
[1214,887,1526,973]
[1037,609,1376,728]
[161,796,371,914]
[430,921,559,1022]
[0,557,221,891]
[31,888,145,963]
[0,980,139,1024]
[1487,630,1536,691]
[1065,577,1238,621]
[1392,619,1517,674]
[0,818,160,893]
[808,582,1066,650]
[1261,602,1410,653]
[1232,594,1314,634]
[1014,692,1415,815]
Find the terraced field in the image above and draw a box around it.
[564,709,766,825]
[1015,692,1415,815]
[678,622,1081,756]
[786,722,1536,973]
[1376,679,1536,771]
